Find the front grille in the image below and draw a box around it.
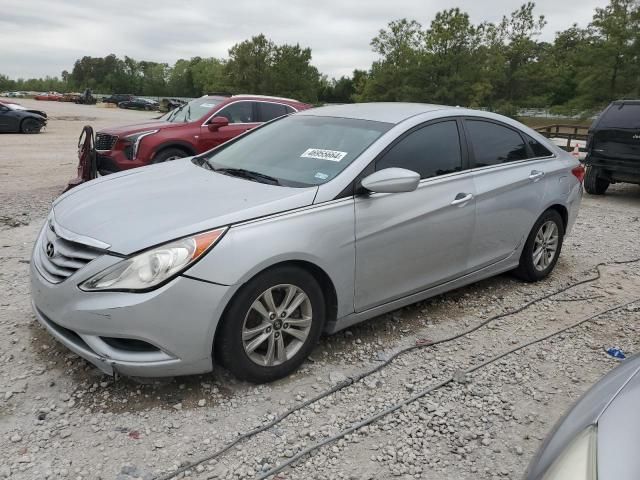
[37,222,102,283]
[95,133,118,150]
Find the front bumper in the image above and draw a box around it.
[96,149,148,174]
[30,255,233,377]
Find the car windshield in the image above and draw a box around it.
[201,115,392,187]
[163,97,225,123]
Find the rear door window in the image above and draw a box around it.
[465,120,528,167]
[598,103,640,129]
[376,120,463,179]
[258,102,288,122]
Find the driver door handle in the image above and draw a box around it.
[451,193,474,206]
[529,170,545,181]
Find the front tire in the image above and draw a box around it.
[514,210,565,282]
[584,166,609,195]
[151,148,188,164]
[216,266,325,383]
[21,118,42,134]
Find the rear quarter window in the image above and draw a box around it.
[525,135,553,157]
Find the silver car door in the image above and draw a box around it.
[354,119,476,312]
[462,119,551,270]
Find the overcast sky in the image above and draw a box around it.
[1,0,608,80]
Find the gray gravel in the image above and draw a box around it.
[1,101,639,480]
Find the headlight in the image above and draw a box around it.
[79,228,227,292]
[123,129,158,158]
[542,426,597,480]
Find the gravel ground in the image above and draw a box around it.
[1,100,639,480]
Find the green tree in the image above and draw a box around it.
[360,19,424,101]
[225,34,275,94]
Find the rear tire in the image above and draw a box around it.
[151,148,188,164]
[215,266,325,383]
[584,166,609,195]
[514,210,564,282]
[21,118,42,134]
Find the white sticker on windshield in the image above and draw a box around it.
[200,103,216,108]
[301,148,347,162]
[314,172,329,180]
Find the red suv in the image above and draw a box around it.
[94,94,312,174]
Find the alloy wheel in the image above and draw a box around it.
[532,220,559,271]
[241,284,312,367]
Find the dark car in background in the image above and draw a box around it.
[118,97,159,111]
[0,101,47,133]
[102,94,134,105]
[584,100,640,194]
[94,94,311,174]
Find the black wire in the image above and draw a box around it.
[153,257,640,480]
[257,297,640,479]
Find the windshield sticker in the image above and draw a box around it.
[314,172,329,180]
[301,148,348,162]
[200,103,216,108]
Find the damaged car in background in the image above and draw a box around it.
[31,103,582,383]
[0,101,47,133]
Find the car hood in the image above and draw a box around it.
[52,159,318,255]
[98,120,180,136]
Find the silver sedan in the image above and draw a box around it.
[30,103,583,382]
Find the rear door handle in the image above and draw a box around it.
[529,170,545,181]
[451,193,474,206]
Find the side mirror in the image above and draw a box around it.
[208,116,229,132]
[361,168,420,194]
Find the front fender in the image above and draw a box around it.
[185,199,356,319]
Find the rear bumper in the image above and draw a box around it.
[565,180,582,236]
[30,257,234,377]
[585,154,640,183]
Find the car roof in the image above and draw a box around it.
[202,94,304,104]
[297,102,451,124]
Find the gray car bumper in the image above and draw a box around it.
[30,260,233,377]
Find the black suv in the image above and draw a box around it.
[584,100,640,194]
[102,94,134,105]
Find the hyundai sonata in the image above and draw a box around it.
[30,103,583,382]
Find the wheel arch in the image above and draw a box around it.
[213,259,339,351]
[151,141,197,160]
[546,204,568,230]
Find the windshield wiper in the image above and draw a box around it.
[167,103,187,121]
[214,167,281,185]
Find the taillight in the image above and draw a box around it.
[571,165,585,183]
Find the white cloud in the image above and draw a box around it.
[0,0,609,80]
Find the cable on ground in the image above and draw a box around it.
[257,297,640,479]
[154,257,640,480]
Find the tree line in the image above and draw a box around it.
[1,0,638,114]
